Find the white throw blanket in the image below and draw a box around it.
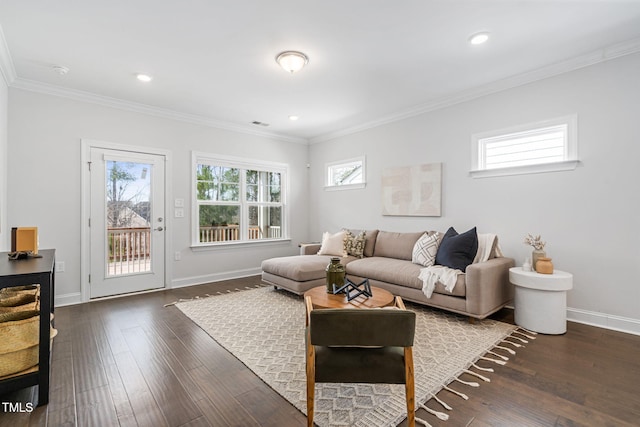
[420,265,461,298]
[420,233,500,299]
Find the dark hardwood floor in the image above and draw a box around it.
[1,276,639,427]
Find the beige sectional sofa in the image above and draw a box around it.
[261,229,515,320]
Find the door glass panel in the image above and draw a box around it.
[106,160,152,276]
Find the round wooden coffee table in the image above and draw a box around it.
[304,285,395,309]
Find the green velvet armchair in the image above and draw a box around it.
[305,295,416,427]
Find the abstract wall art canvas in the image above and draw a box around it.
[381,163,442,216]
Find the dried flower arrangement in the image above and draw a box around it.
[524,234,546,250]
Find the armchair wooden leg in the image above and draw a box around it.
[404,347,415,427]
[306,368,315,427]
[306,327,316,427]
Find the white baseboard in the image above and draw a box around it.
[52,269,262,307]
[503,304,639,336]
[567,308,640,336]
[54,292,82,307]
[171,267,262,289]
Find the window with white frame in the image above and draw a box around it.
[470,115,578,178]
[193,153,287,246]
[325,156,366,190]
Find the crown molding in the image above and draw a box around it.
[10,78,309,145]
[4,23,639,146]
[0,25,17,86]
[309,36,640,144]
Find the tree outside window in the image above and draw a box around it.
[106,161,151,228]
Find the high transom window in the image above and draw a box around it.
[325,156,366,190]
[193,153,287,246]
[470,115,578,178]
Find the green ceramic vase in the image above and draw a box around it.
[325,257,345,293]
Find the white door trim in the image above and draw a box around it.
[80,138,173,303]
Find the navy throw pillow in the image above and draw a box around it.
[435,227,478,271]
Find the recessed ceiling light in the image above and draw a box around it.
[52,65,69,75]
[469,32,490,45]
[136,73,153,82]
[288,115,299,121]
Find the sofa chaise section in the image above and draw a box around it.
[261,254,358,294]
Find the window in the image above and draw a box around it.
[470,115,578,178]
[193,153,287,246]
[325,156,366,190]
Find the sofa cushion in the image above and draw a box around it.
[262,255,356,282]
[412,232,440,267]
[363,229,379,258]
[347,257,423,289]
[317,230,347,257]
[347,257,467,297]
[374,231,425,261]
[435,227,478,271]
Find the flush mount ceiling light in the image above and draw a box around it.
[276,51,309,73]
[469,32,490,45]
[288,115,299,121]
[136,73,153,82]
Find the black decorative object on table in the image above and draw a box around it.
[7,251,42,260]
[332,277,372,302]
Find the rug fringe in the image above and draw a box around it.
[512,330,537,340]
[479,356,507,365]
[464,369,490,382]
[517,327,538,336]
[416,417,434,427]
[430,392,452,410]
[419,403,449,420]
[443,385,469,400]
[163,284,265,307]
[471,362,494,373]
[419,325,524,424]
[487,350,509,361]
[493,345,516,355]
[501,339,523,348]
[455,378,479,387]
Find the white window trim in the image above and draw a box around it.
[324,156,366,191]
[191,152,290,248]
[470,115,579,178]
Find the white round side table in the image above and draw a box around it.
[509,267,573,334]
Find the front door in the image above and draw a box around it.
[89,148,166,298]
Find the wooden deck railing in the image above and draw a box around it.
[199,225,281,242]
[108,227,151,275]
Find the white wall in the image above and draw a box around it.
[7,89,309,303]
[309,53,640,333]
[0,76,6,250]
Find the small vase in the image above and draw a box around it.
[325,257,345,293]
[532,249,546,271]
[536,257,554,274]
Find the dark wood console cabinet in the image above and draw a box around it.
[0,249,55,406]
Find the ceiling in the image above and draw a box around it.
[1,1,640,143]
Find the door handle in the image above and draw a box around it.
[154,226,164,231]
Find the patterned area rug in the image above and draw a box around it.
[175,287,525,426]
